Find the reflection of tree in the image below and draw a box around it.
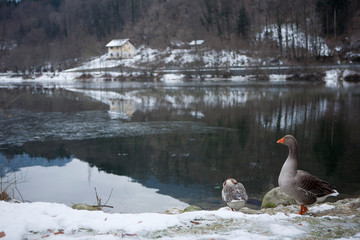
[1,86,359,208]
[0,87,108,112]
[313,99,346,177]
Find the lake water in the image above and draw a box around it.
[1,80,359,213]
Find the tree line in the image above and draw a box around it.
[0,0,358,72]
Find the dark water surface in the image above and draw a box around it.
[1,80,359,213]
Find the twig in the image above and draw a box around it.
[93,187,114,209]
[15,185,25,202]
[94,187,101,206]
[91,204,114,209]
[104,188,113,205]
[2,95,22,111]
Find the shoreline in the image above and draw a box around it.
[0,197,359,239]
[0,66,359,88]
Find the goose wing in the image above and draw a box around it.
[296,170,336,198]
[234,182,248,202]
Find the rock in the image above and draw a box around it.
[261,187,296,209]
[182,205,202,212]
[0,190,10,202]
[71,203,99,211]
[165,208,183,214]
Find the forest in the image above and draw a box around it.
[0,0,359,72]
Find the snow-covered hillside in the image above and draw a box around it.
[68,46,257,72]
[257,24,331,56]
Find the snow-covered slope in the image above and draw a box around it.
[67,46,256,72]
[257,24,331,56]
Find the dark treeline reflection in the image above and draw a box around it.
[1,84,359,209]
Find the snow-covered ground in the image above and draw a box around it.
[67,46,256,72]
[0,41,359,87]
[1,198,359,240]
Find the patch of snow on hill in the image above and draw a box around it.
[68,46,256,72]
[257,24,331,56]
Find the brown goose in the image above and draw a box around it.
[221,178,248,211]
[277,135,339,215]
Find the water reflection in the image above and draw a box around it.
[0,83,360,212]
[0,153,188,213]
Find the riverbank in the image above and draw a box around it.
[1,65,360,89]
[1,44,360,87]
[0,197,359,239]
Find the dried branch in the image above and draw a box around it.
[104,188,113,206]
[93,187,114,210]
[2,95,22,111]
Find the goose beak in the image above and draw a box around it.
[277,138,284,144]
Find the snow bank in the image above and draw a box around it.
[310,203,335,213]
[1,199,359,240]
[0,201,298,240]
[0,201,179,240]
[161,74,185,83]
[325,69,341,87]
[324,69,360,87]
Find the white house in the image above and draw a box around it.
[106,39,136,59]
[188,40,205,50]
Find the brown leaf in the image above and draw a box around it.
[54,231,64,235]
[0,232,5,238]
[122,233,137,237]
[41,235,50,238]
[190,220,200,225]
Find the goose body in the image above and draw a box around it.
[277,135,339,214]
[221,178,248,211]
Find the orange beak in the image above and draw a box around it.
[277,137,284,144]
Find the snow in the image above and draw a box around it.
[310,203,335,213]
[0,44,358,88]
[324,69,360,88]
[105,39,130,47]
[325,69,341,87]
[0,201,309,240]
[257,24,331,56]
[161,74,184,83]
[269,74,289,82]
[190,111,205,119]
[343,69,358,78]
[65,45,255,72]
[0,201,179,240]
[2,200,358,240]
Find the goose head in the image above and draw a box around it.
[277,135,298,147]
